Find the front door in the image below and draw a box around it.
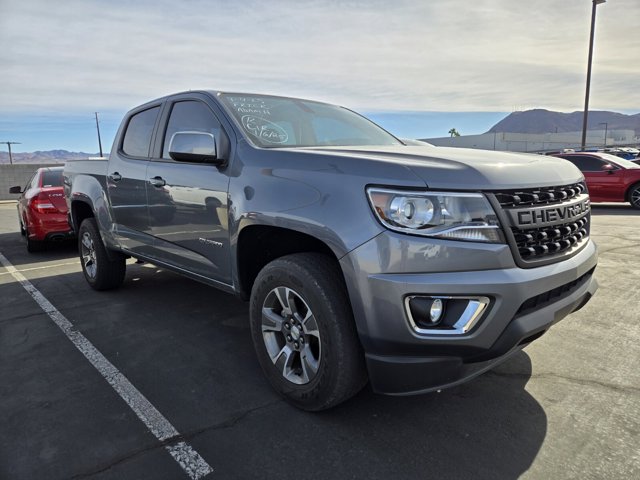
[145,98,232,285]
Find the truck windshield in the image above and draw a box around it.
[219,93,401,148]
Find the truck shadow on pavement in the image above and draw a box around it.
[327,352,544,479]
[225,350,545,480]
[0,231,77,268]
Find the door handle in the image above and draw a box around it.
[108,172,122,182]
[149,176,166,187]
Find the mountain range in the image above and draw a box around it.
[488,109,640,135]
[0,150,101,164]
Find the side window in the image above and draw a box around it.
[162,101,221,159]
[560,156,603,172]
[559,156,581,169]
[122,106,160,158]
[575,156,606,172]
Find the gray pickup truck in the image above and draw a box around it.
[64,91,598,410]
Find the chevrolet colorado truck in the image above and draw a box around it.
[64,91,598,410]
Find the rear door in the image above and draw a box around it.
[145,94,233,285]
[106,104,162,254]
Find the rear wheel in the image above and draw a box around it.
[250,253,367,411]
[78,218,126,290]
[24,226,45,253]
[628,183,640,210]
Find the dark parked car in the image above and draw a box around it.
[9,166,74,252]
[552,152,640,209]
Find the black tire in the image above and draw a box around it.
[78,218,126,290]
[627,183,640,210]
[249,253,367,411]
[25,226,45,253]
[18,214,26,236]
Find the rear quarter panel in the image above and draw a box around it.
[64,159,119,248]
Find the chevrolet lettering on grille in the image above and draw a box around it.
[506,196,591,229]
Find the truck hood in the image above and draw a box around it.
[296,145,583,190]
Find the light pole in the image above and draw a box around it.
[599,122,608,147]
[94,112,103,157]
[0,141,21,164]
[581,0,606,151]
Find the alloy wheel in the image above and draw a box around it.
[81,231,97,279]
[631,186,640,208]
[261,286,321,385]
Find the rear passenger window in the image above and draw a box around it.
[122,106,160,158]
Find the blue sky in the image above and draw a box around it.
[1,0,638,153]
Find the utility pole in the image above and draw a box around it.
[0,141,21,164]
[94,112,103,157]
[581,0,606,151]
[599,122,608,147]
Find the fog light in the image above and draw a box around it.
[405,295,491,335]
[430,298,444,323]
[406,296,446,327]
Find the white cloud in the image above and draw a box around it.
[0,0,638,114]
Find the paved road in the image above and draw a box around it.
[0,202,638,479]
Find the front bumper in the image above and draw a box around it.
[340,232,598,395]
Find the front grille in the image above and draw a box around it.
[494,182,591,263]
[494,183,586,207]
[513,217,589,259]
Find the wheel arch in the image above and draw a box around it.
[71,198,95,233]
[71,196,122,260]
[236,225,341,301]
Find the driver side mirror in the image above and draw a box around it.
[9,186,23,194]
[168,131,222,165]
[601,163,616,174]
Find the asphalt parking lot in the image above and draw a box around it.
[0,202,638,480]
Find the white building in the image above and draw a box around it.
[422,129,638,153]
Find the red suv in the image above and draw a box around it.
[552,152,640,209]
[9,166,74,252]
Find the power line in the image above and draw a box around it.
[0,141,21,164]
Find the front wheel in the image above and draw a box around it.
[250,253,367,411]
[628,183,640,210]
[78,218,126,290]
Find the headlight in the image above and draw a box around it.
[367,187,504,243]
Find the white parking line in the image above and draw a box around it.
[0,251,213,479]
[0,260,80,276]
